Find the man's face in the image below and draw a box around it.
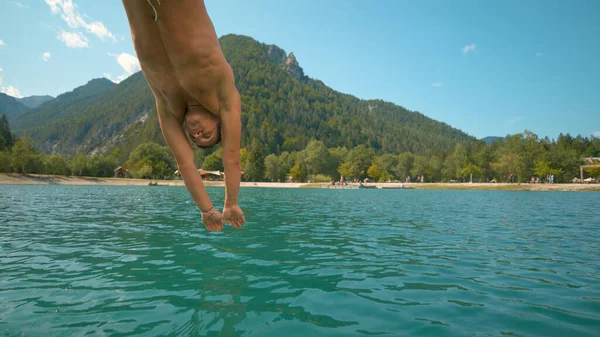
[184,109,220,148]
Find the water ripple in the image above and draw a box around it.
[1,186,599,336]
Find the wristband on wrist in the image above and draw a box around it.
[201,206,215,213]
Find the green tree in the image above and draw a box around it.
[345,145,374,179]
[442,143,468,180]
[376,154,398,178]
[203,148,224,171]
[87,155,119,177]
[45,154,70,175]
[461,163,483,182]
[129,142,174,169]
[472,143,495,181]
[136,164,153,179]
[395,152,414,179]
[0,150,12,172]
[494,153,521,182]
[533,159,563,180]
[244,139,266,181]
[337,161,360,180]
[0,114,15,151]
[546,146,579,183]
[410,155,429,178]
[367,162,382,181]
[11,135,43,174]
[289,160,307,182]
[278,151,294,181]
[303,139,330,176]
[154,161,173,179]
[427,155,443,182]
[326,147,347,178]
[70,153,88,176]
[264,153,281,182]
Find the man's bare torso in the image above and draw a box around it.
[123,0,231,120]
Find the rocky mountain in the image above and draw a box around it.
[17,95,54,108]
[12,34,475,157]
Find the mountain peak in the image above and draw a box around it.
[18,95,54,108]
[264,43,306,82]
[283,52,305,82]
[220,34,307,81]
[267,44,286,64]
[56,77,115,101]
[0,92,30,122]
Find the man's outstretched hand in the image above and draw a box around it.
[202,208,224,232]
[223,205,245,228]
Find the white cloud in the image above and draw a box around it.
[108,52,140,83]
[0,68,23,98]
[103,73,117,83]
[45,0,116,41]
[1,86,23,98]
[594,131,600,137]
[462,44,476,54]
[42,51,52,62]
[536,52,543,57]
[0,40,6,47]
[432,82,443,87]
[505,116,524,126]
[58,31,89,48]
[116,53,140,74]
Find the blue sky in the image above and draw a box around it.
[0,0,598,139]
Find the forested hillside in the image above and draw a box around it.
[0,93,30,121]
[1,35,598,183]
[7,34,474,157]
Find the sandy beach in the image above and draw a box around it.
[1,173,599,191]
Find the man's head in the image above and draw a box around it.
[184,107,221,148]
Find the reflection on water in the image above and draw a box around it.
[1,186,599,336]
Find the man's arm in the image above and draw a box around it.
[156,103,213,211]
[218,69,242,207]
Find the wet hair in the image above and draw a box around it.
[196,119,222,149]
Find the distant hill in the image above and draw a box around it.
[0,93,30,122]
[17,95,54,108]
[12,78,116,131]
[482,136,502,144]
[14,34,476,156]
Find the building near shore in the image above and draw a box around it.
[198,169,224,181]
[114,166,129,178]
[173,169,224,181]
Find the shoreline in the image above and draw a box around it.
[1,174,599,191]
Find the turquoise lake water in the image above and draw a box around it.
[1,185,599,336]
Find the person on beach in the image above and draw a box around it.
[122,0,245,232]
